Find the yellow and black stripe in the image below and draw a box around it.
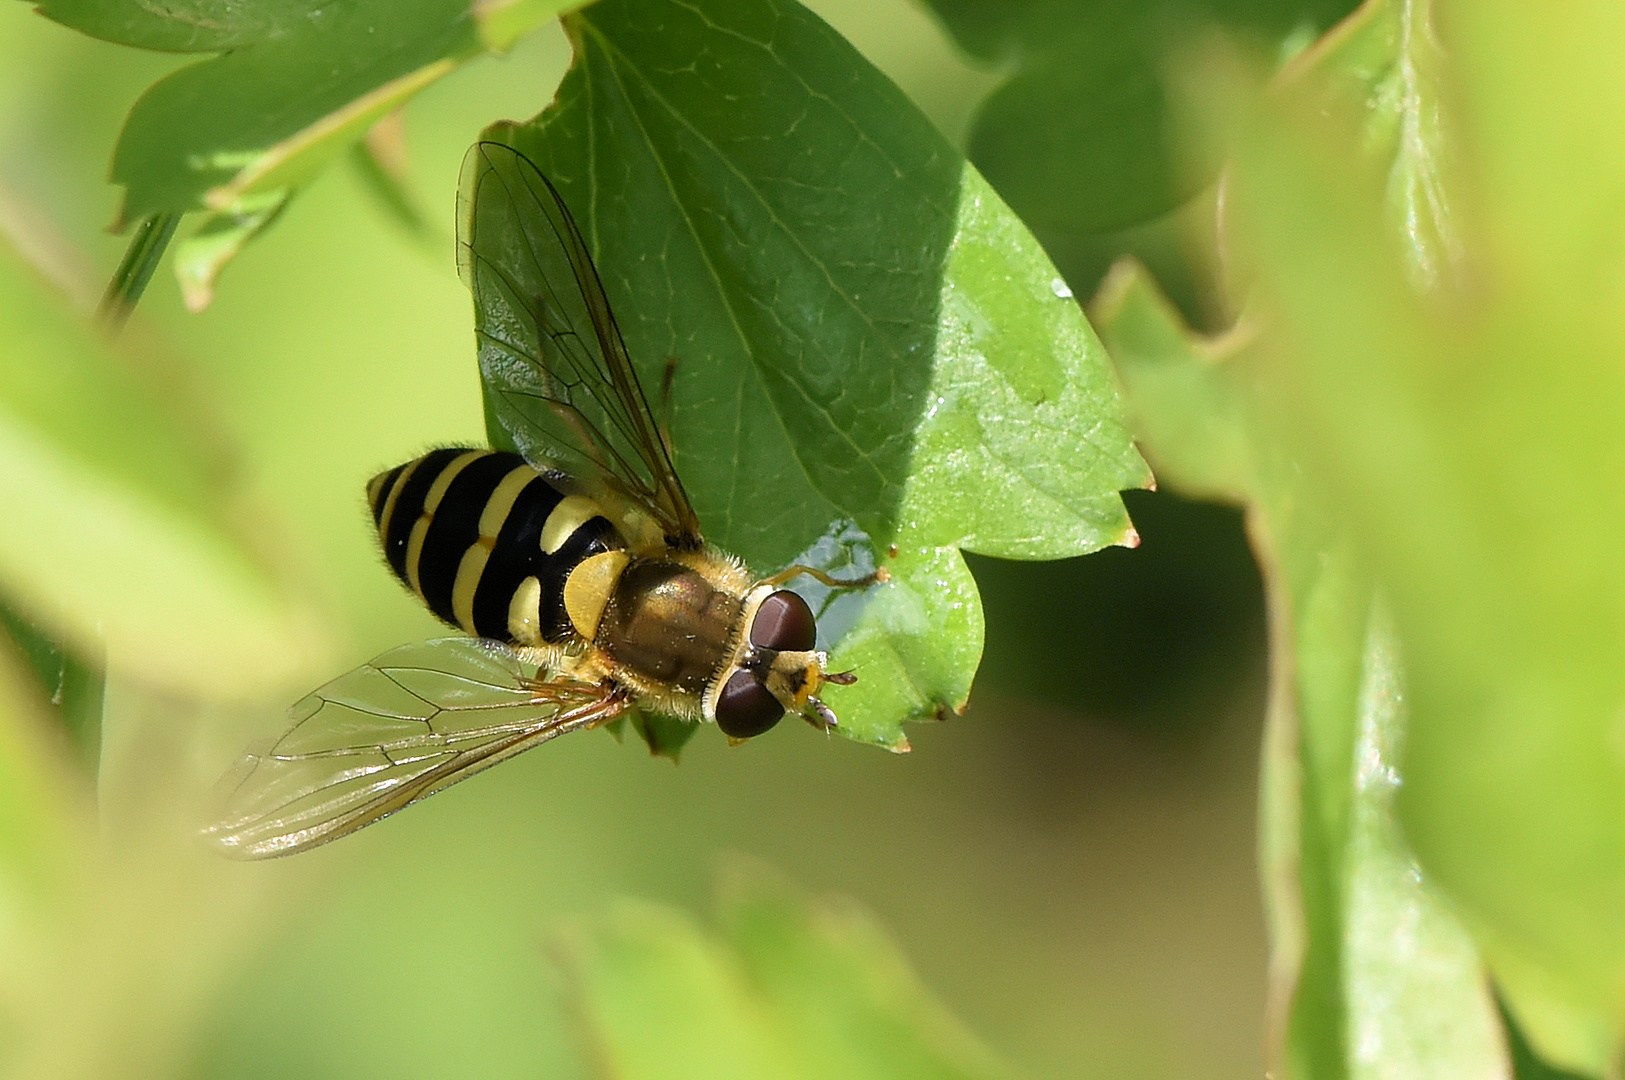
[367,448,625,645]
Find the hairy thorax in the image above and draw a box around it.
[599,560,743,694]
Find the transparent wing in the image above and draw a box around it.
[457,140,704,548]
[204,639,628,859]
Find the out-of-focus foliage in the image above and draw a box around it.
[0,600,103,768]
[1097,0,1625,1074]
[913,0,1361,331]
[1097,262,1509,1080]
[0,612,86,927]
[26,0,580,308]
[0,227,324,702]
[969,489,1265,734]
[921,0,1360,235]
[560,864,1016,1080]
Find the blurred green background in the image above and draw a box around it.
[0,3,1272,1078]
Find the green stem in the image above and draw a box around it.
[98,212,180,331]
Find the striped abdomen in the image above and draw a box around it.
[366,448,624,645]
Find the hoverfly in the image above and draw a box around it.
[205,142,882,859]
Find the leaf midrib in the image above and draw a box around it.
[576,11,915,520]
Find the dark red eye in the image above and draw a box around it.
[749,590,816,652]
[715,670,784,738]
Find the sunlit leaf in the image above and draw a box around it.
[1097,259,1509,1080]
[473,0,1148,748]
[1275,0,1460,289]
[1211,0,1625,1063]
[106,0,572,221]
[67,0,577,303]
[1342,610,1508,1080]
[34,0,330,52]
[1105,0,1625,1068]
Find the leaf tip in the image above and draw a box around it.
[1088,256,1149,322]
[180,277,215,313]
[630,712,695,762]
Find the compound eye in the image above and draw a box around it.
[715,669,784,738]
[749,590,816,652]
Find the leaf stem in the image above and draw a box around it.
[98,212,180,331]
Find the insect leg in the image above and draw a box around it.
[758,564,891,591]
[803,696,839,732]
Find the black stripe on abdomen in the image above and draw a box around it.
[468,475,565,639]
[377,447,469,580]
[368,463,405,527]
[370,448,632,645]
[413,453,526,627]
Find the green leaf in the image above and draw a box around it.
[97,212,180,330]
[0,638,88,924]
[920,0,1362,234]
[1342,608,1509,1080]
[1097,261,1508,1080]
[111,0,470,223]
[824,544,980,751]
[1088,264,1257,502]
[1274,0,1460,289]
[913,0,1034,66]
[32,0,322,52]
[0,227,323,701]
[1097,260,1352,1078]
[171,190,290,312]
[556,864,1019,1080]
[1109,0,1625,1070]
[471,0,1148,748]
[1208,1,1625,1067]
[965,11,1204,234]
[1505,1001,1594,1080]
[0,600,103,774]
[629,711,698,762]
[93,0,577,303]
